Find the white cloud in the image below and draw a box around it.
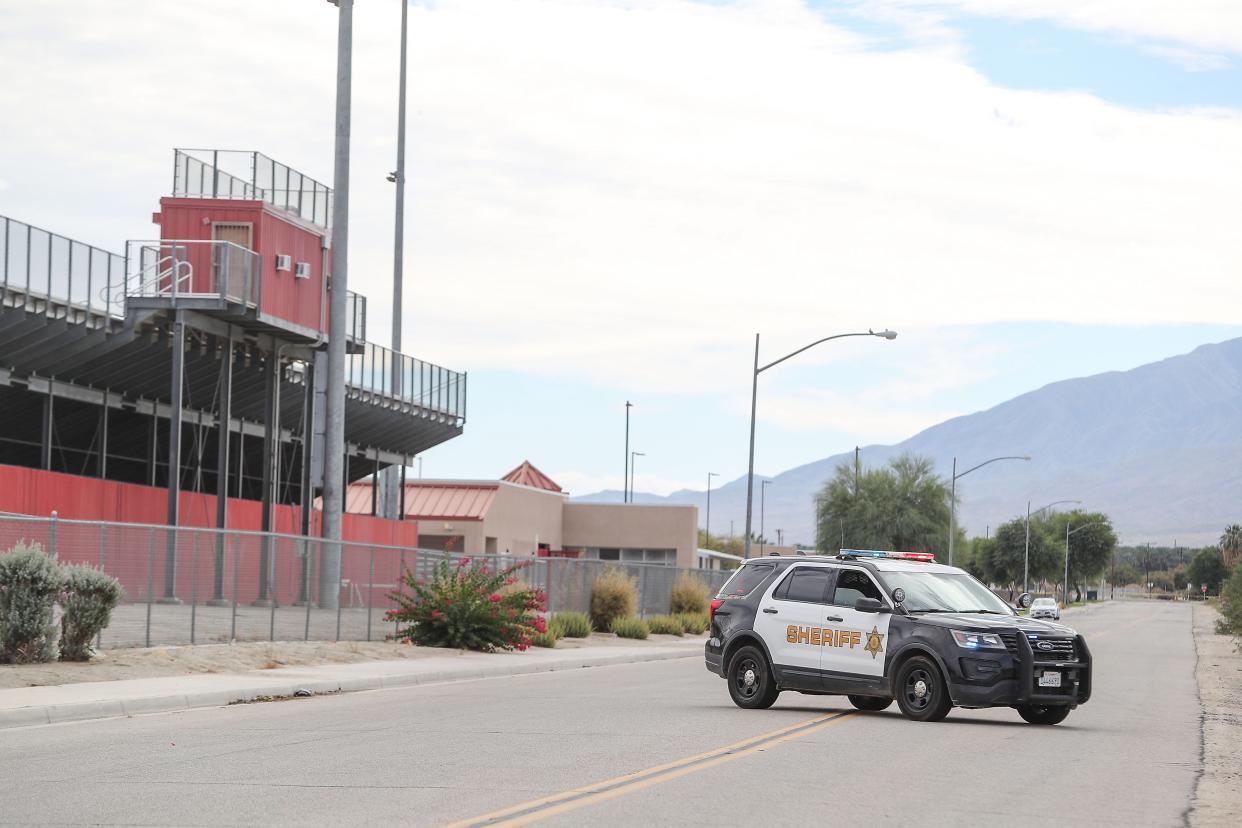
[1,0,1240,406]
[877,0,1242,58]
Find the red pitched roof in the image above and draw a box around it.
[345,480,497,520]
[501,461,563,493]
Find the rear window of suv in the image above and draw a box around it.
[716,564,776,598]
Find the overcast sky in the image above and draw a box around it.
[2,0,1240,495]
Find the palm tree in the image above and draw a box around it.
[1221,524,1242,569]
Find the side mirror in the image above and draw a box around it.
[1017,592,1033,609]
[855,597,888,613]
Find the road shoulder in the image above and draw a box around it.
[1188,603,1242,827]
[0,636,703,730]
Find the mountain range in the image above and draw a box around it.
[575,337,1242,547]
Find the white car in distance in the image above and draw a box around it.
[1029,597,1060,620]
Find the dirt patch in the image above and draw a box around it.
[1188,603,1242,827]
[0,640,438,689]
[0,632,703,689]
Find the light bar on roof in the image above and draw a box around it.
[838,549,937,562]
[838,549,891,558]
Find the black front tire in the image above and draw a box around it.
[893,656,952,722]
[1017,704,1071,725]
[848,695,893,712]
[726,645,780,710]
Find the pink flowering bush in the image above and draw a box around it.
[387,557,547,652]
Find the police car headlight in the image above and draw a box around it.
[951,630,1005,650]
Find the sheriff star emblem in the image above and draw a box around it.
[864,625,885,660]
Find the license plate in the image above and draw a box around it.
[1038,671,1062,688]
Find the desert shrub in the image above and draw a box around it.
[670,573,710,615]
[387,557,547,652]
[674,611,710,635]
[647,615,684,636]
[551,611,591,638]
[1219,563,1242,644]
[609,616,649,640]
[0,541,63,664]
[531,630,559,648]
[590,569,638,631]
[59,565,124,661]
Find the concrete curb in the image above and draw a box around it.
[0,645,701,730]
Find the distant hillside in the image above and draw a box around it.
[575,338,1242,547]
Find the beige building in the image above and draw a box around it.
[346,461,700,569]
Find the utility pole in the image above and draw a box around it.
[854,446,860,494]
[623,401,632,503]
[705,472,719,548]
[320,0,353,609]
[381,0,410,521]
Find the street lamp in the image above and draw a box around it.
[705,472,719,548]
[948,455,1030,565]
[623,401,633,503]
[1064,520,1105,608]
[1024,499,1081,593]
[759,479,772,556]
[743,328,897,558]
[630,451,645,500]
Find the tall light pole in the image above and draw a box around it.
[320,0,353,609]
[630,451,645,500]
[705,471,719,547]
[1024,499,1080,593]
[623,401,632,503]
[381,0,410,520]
[759,479,772,556]
[948,454,1030,565]
[1065,521,1105,607]
[744,328,896,559]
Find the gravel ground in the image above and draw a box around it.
[0,632,697,689]
[1189,602,1242,827]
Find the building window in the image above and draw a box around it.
[598,548,620,561]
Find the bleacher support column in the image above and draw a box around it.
[162,311,185,603]
[256,348,282,606]
[210,335,233,606]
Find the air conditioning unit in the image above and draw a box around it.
[294,261,311,279]
[274,254,292,272]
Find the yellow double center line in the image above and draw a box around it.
[442,710,858,827]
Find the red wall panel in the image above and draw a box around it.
[0,466,419,607]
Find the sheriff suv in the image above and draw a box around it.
[704,550,1092,724]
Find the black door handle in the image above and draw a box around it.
[826,615,844,622]
[762,608,778,614]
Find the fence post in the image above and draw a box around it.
[190,530,199,645]
[335,541,343,642]
[145,527,155,648]
[640,566,649,619]
[96,523,107,650]
[269,536,278,642]
[545,558,553,614]
[366,545,376,642]
[230,532,240,643]
[303,539,313,642]
[48,510,58,561]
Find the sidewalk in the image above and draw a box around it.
[1188,603,1242,827]
[0,638,704,730]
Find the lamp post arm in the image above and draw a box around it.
[955,455,1030,480]
[757,332,880,374]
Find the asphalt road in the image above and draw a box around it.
[0,600,1200,827]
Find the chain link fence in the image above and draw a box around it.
[0,513,729,650]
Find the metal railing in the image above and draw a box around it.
[123,240,261,307]
[345,289,366,342]
[1,214,127,319]
[345,341,467,421]
[173,149,333,230]
[0,513,727,649]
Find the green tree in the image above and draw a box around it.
[815,454,951,557]
[982,517,1058,589]
[1220,524,1242,569]
[1044,511,1117,601]
[1187,547,1228,596]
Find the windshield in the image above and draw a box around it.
[880,571,1015,614]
